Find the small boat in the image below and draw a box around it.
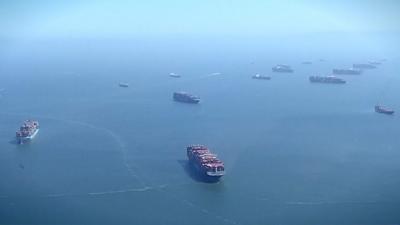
[375,105,394,115]
[119,82,129,88]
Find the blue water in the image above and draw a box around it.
[1,35,400,224]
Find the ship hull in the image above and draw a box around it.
[353,64,376,69]
[332,69,362,75]
[376,110,394,115]
[189,161,223,182]
[252,76,271,80]
[310,80,345,84]
[375,108,394,115]
[272,68,293,73]
[174,98,200,104]
[375,106,394,115]
[17,129,39,144]
[309,77,346,84]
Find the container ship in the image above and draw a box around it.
[173,92,200,104]
[119,82,129,87]
[272,64,294,73]
[353,63,376,69]
[16,120,39,144]
[169,73,181,78]
[332,68,362,75]
[375,105,394,115]
[368,61,382,66]
[309,75,346,84]
[187,145,225,181]
[252,74,271,80]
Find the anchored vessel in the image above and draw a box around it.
[252,74,271,80]
[16,120,39,144]
[353,63,376,69]
[119,82,129,87]
[173,92,200,104]
[368,61,382,65]
[309,75,346,84]
[187,145,225,181]
[332,68,362,75]
[272,64,294,73]
[375,105,394,115]
[169,73,181,78]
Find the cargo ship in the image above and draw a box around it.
[332,68,362,75]
[187,145,225,181]
[119,82,129,87]
[302,61,312,65]
[173,92,200,104]
[353,63,376,69]
[309,75,346,84]
[272,64,294,73]
[252,74,271,80]
[16,120,39,144]
[368,61,382,65]
[375,105,394,115]
[169,73,181,78]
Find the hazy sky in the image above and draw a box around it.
[1,0,400,39]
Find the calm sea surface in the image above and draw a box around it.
[1,35,400,224]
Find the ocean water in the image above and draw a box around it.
[1,34,400,225]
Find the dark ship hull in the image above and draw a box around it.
[188,161,223,182]
[375,106,394,115]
